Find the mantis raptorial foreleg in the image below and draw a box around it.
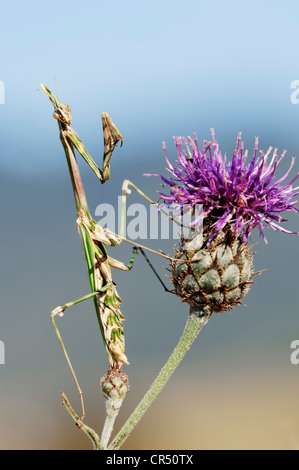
[67,112,123,184]
[41,84,122,184]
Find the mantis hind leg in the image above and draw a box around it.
[51,286,113,420]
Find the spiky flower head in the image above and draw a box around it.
[149,130,299,245]
[148,131,298,314]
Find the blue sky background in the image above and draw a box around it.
[0,0,299,450]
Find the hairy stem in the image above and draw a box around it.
[108,305,211,450]
[100,397,124,449]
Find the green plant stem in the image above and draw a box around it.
[108,305,211,450]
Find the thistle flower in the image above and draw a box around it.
[148,131,299,313]
[149,130,299,245]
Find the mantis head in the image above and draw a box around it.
[40,83,72,126]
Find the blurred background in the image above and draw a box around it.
[0,0,299,450]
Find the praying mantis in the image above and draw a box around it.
[41,84,174,422]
